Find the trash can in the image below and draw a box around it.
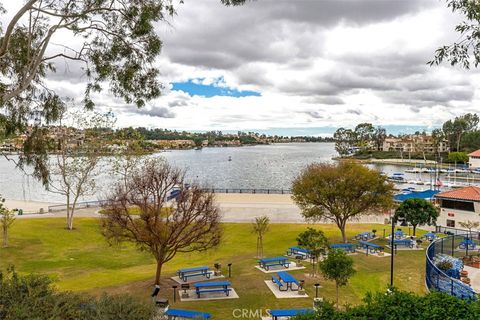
[18,209,23,216]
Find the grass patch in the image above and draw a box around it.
[0,218,428,318]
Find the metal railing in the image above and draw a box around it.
[425,232,477,300]
[48,200,106,212]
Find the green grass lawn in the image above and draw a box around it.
[0,218,429,319]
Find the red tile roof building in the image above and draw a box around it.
[435,186,480,202]
[469,149,480,168]
[435,186,480,228]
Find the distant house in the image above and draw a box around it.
[468,150,480,169]
[382,134,449,154]
[435,186,480,228]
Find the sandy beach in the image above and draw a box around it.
[4,193,390,224]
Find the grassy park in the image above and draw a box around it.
[0,218,429,318]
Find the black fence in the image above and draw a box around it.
[48,200,106,212]
[425,232,477,300]
[206,188,292,194]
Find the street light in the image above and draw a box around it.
[390,211,397,287]
[314,283,320,298]
[172,285,178,302]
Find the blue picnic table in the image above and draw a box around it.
[259,256,290,271]
[165,308,211,319]
[177,266,211,282]
[286,246,311,260]
[392,239,414,248]
[423,232,438,241]
[459,239,477,250]
[330,243,356,253]
[358,240,384,255]
[193,281,231,298]
[269,309,313,320]
[277,271,301,291]
[355,232,372,241]
[390,230,404,239]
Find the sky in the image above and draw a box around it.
[8,0,480,136]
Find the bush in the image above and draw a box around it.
[0,268,155,320]
[436,260,454,271]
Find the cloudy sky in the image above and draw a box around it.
[35,1,480,135]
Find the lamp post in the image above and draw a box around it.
[390,211,396,287]
[228,263,232,278]
[314,283,320,298]
[172,285,177,302]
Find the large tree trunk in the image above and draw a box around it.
[155,261,163,286]
[338,221,347,243]
[412,225,417,236]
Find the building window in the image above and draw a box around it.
[446,219,455,228]
[441,199,475,212]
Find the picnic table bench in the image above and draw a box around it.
[269,309,313,320]
[330,243,356,253]
[177,266,210,282]
[271,275,287,291]
[355,232,372,241]
[193,281,231,298]
[393,239,414,248]
[165,308,211,319]
[358,240,384,254]
[459,239,477,250]
[277,271,301,291]
[259,256,290,271]
[286,246,311,260]
[390,230,405,239]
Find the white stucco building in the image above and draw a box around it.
[469,150,480,169]
[435,186,480,228]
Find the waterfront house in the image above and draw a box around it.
[382,134,449,154]
[469,150,480,169]
[435,186,480,228]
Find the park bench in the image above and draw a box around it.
[358,240,384,255]
[330,243,356,253]
[193,281,232,298]
[389,230,405,239]
[177,266,211,282]
[268,309,314,320]
[459,239,477,250]
[165,308,211,319]
[259,257,290,271]
[393,239,415,248]
[271,275,287,291]
[286,246,311,260]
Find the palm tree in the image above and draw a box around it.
[252,216,270,258]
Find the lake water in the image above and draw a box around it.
[0,143,460,203]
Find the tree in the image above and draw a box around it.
[0,196,15,247]
[292,161,395,243]
[252,216,269,258]
[394,198,439,236]
[47,111,114,230]
[101,158,222,287]
[319,249,355,309]
[0,268,155,320]
[459,220,480,239]
[372,126,387,151]
[333,128,355,157]
[461,130,480,152]
[442,114,479,152]
[431,128,445,160]
[354,123,375,150]
[430,0,480,71]
[448,151,469,164]
[296,228,329,277]
[0,0,244,185]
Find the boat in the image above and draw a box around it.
[388,173,405,182]
[228,156,232,162]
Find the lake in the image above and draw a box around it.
[0,143,456,203]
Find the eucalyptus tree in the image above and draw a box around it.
[0,0,245,184]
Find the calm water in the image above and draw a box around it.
[0,143,456,203]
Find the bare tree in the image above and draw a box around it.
[101,158,222,287]
[48,111,114,230]
[0,196,15,247]
[252,216,269,258]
